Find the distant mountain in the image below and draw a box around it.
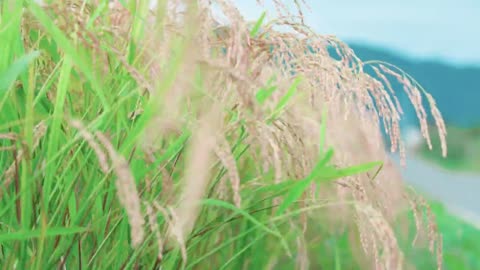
[347,43,480,129]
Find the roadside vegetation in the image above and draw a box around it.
[419,125,480,173]
[1,1,470,269]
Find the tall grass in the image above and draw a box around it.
[0,0,447,269]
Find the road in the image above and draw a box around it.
[390,154,480,227]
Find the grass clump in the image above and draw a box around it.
[406,200,480,270]
[418,124,480,172]
[1,0,447,269]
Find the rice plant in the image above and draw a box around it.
[0,1,447,269]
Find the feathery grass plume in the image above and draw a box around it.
[152,202,180,257]
[3,0,449,268]
[0,133,17,151]
[425,92,448,157]
[174,109,221,224]
[69,119,144,248]
[264,131,283,206]
[371,66,404,115]
[95,131,145,248]
[377,63,448,157]
[214,135,242,207]
[167,205,188,264]
[356,203,404,270]
[0,133,17,140]
[355,214,379,268]
[68,119,109,174]
[145,202,164,261]
[418,196,439,254]
[1,121,47,199]
[404,187,427,247]
[200,1,444,268]
[436,235,443,270]
[295,231,310,270]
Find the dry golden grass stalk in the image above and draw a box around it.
[95,131,145,248]
[25,0,447,268]
[0,121,47,199]
[0,133,17,140]
[145,202,164,261]
[69,119,145,248]
[152,202,180,258]
[0,133,18,152]
[165,205,188,263]
[69,119,109,174]
[214,135,242,207]
[295,231,310,270]
[436,235,443,270]
[171,104,222,243]
[356,203,404,270]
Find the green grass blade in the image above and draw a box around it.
[250,11,267,37]
[219,234,263,270]
[0,227,88,242]
[319,161,383,181]
[269,76,302,120]
[202,199,278,236]
[201,198,292,259]
[43,56,72,212]
[0,51,40,92]
[27,2,110,110]
[277,149,381,215]
[255,84,277,104]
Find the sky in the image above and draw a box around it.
[233,0,480,66]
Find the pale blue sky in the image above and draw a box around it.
[233,0,480,66]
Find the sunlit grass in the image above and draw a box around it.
[418,125,480,173]
[0,1,466,269]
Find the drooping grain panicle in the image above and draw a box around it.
[0,133,17,140]
[0,133,17,152]
[68,119,145,248]
[436,234,443,270]
[425,92,448,157]
[376,63,448,158]
[12,0,448,268]
[0,121,47,199]
[214,135,242,207]
[95,131,145,248]
[69,119,109,174]
[356,203,404,270]
[145,202,164,261]
[171,102,223,245]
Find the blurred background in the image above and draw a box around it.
[232,0,480,268]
